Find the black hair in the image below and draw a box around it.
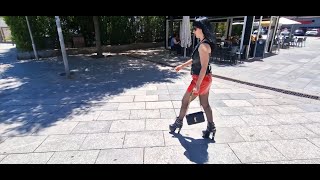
[193,17,216,51]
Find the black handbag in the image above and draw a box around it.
[186,111,205,125]
[185,93,206,125]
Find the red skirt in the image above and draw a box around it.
[187,74,212,95]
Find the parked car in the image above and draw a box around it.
[280,30,290,36]
[253,28,267,35]
[294,29,305,36]
[305,29,319,36]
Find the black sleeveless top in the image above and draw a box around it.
[191,39,212,75]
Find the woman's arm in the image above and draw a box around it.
[174,59,192,72]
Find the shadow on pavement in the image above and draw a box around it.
[0,45,183,136]
[170,132,214,164]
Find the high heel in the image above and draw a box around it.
[202,122,216,141]
[169,117,183,133]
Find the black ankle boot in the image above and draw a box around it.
[202,122,216,140]
[169,117,183,133]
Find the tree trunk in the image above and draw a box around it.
[93,16,103,57]
[169,16,174,37]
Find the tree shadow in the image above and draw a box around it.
[0,44,184,136]
[169,132,215,164]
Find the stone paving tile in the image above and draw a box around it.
[108,96,135,103]
[0,136,47,154]
[144,146,192,164]
[172,101,201,109]
[91,103,120,111]
[297,104,320,112]
[248,93,276,99]
[269,124,319,139]
[145,119,172,131]
[0,137,8,144]
[208,93,231,100]
[302,123,320,136]
[222,100,253,107]
[64,111,102,122]
[216,107,251,116]
[32,121,78,135]
[209,100,228,107]
[109,120,145,132]
[271,98,304,105]
[80,133,125,150]
[302,112,320,123]
[146,90,170,95]
[214,116,248,128]
[96,148,143,164]
[264,159,320,164]
[71,121,112,134]
[98,110,130,120]
[227,93,256,100]
[234,126,282,141]
[158,94,171,101]
[247,99,278,106]
[269,105,306,114]
[0,155,6,162]
[269,113,313,125]
[134,95,158,102]
[0,152,53,164]
[129,110,161,119]
[35,134,87,152]
[269,139,320,160]
[242,106,279,115]
[47,150,99,164]
[146,101,173,109]
[120,90,146,96]
[307,138,320,148]
[118,102,145,110]
[214,127,245,144]
[239,115,281,126]
[229,141,286,163]
[123,131,164,148]
[159,109,177,119]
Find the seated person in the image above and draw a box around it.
[170,33,181,54]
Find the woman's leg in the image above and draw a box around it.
[199,91,216,140]
[177,91,198,120]
[170,90,197,133]
[199,92,213,123]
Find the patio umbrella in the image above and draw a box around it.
[278,17,301,35]
[180,16,192,57]
[278,17,301,25]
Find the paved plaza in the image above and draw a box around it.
[1,38,320,164]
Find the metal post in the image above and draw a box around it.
[263,16,274,58]
[55,16,70,78]
[270,16,280,53]
[228,18,233,37]
[25,16,39,60]
[246,16,255,59]
[224,19,229,38]
[166,19,169,49]
[239,16,247,60]
[253,16,263,58]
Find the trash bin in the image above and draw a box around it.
[255,39,266,57]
